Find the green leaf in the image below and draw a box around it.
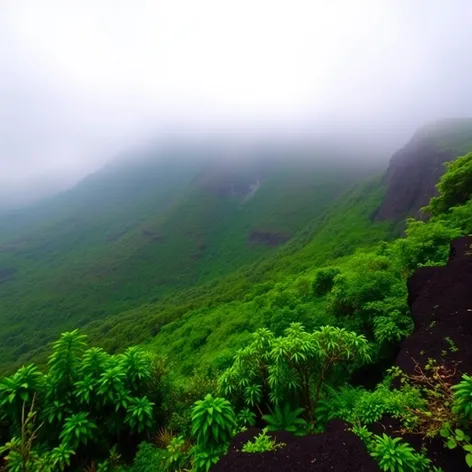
[466,453,472,468]
[440,428,450,438]
[447,438,457,449]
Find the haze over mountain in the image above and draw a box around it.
[1,0,472,207]
[5,2,472,469]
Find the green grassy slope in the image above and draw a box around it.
[26,176,387,376]
[145,178,392,374]
[0,145,384,371]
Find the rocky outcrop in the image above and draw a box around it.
[373,237,472,471]
[213,421,380,472]
[375,135,455,221]
[248,230,289,246]
[397,236,472,380]
[375,119,472,222]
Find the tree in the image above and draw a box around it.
[219,323,371,421]
[427,152,472,215]
[0,330,160,469]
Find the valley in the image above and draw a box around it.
[2,120,472,471]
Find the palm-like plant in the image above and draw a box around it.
[60,412,96,448]
[97,365,128,406]
[125,396,154,432]
[191,394,237,451]
[237,408,256,427]
[370,434,427,472]
[244,384,262,406]
[120,347,152,391]
[0,364,43,422]
[219,323,371,421]
[80,347,110,378]
[48,330,87,387]
[263,404,307,435]
[49,443,75,471]
[74,374,96,405]
[0,329,159,470]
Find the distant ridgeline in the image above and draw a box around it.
[0,140,384,371]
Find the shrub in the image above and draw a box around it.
[219,324,371,420]
[452,374,472,420]
[237,408,256,427]
[312,267,341,296]
[191,394,237,451]
[427,152,472,215]
[242,429,284,453]
[263,405,306,435]
[131,442,167,472]
[370,434,431,472]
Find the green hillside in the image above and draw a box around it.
[0,143,384,371]
[3,131,472,471]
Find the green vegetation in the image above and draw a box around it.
[427,151,472,215]
[0,152,381,372]
[3,137,472,470]
[370,434,432,472]
[241,429,284,453]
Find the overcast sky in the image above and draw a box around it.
[1,0,472,206]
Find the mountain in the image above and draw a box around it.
[2,120,472,374]
[3,122,472,470]
[0,139,386,372]
[375,118,472,221]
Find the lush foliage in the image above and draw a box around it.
[0,155,376,373]
[0,331,160,470]
[370,434,431,472]
[427,152,472,215]
[3,137,472,469]
[241,429,284,453]
[263,405,307,435]
[191,394,236,452]
[218,324,371,421]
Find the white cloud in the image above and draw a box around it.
[1,0,472,203]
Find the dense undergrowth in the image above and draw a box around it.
[0,156,380,372]
[2,152,472,471]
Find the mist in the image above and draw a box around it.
[1,0,472,208]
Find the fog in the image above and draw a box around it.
[1,0,472,207]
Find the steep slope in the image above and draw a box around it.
[371,236,472,471]
[375,118,472,221]
[0,142,384,371]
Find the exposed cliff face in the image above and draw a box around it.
[373,237,472,471]
[399,236,472,381]
[375,119,472,222]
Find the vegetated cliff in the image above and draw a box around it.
[375,119,472,222]
[215,237,472,471]
[374,236,472,471]
[398,236,472,381]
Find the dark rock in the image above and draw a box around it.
[375,119,472,222]
[213,421,380,472]
[249,231,289,247]
[375,134,456,222]
[374,236,472,471]
[398,237,472,382]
